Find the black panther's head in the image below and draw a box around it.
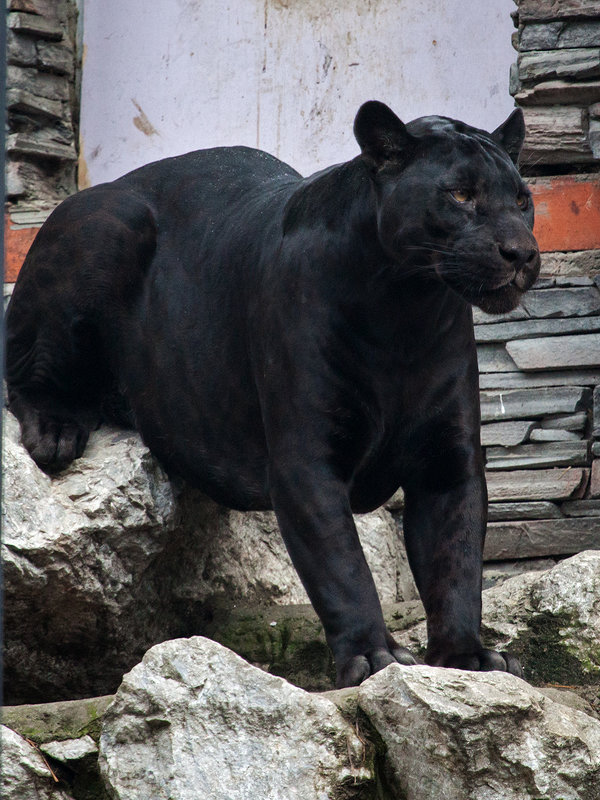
[354,101,540,314]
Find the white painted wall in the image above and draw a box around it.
[80,0,516,187]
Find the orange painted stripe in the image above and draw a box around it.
[530,176,600,254]
[4,217,40,282]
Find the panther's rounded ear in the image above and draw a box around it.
[354,101,414,171]
[491,108,526,166]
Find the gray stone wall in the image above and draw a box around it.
[510,0,600,170]
[5,0,80,222]
[479,0,600,566]
[475,274,600,562]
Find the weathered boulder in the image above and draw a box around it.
[357,664,600,800]
[191,502,410,607]
[5,642,600,800]
[395,550,600,685]
[2,696,113,800]
[3,411,188,703]
[98,636,374,800]
[1,725,75,800]
[2,411,415,702]
[97,637,600,800]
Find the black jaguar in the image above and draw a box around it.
[6,101,540,687]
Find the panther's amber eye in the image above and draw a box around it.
[517,194,529,210]
[450,189,471,203]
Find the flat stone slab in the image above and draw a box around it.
[474,315,600,343]
[484,517,600,559]
[480,420,535,447]
[485,467,588,502]
[487,501,562,521]
[480,386,590,422]
[519,47,600,82]
[521,106,595,164]
[479,369,600,390]
[529,427,581,442]
[520,20,600,51]
[507,333,600,371]
[540,411,588,430]
[476,344,518,373]
[562,499,600,517]
[519,0,600,22]
[485,441,589,470]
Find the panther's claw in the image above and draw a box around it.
[336,643,418,688]
[427,648,524,678]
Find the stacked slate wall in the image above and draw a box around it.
[5,0,79,225]
[477,0,600,572]
[476,278,600,565]
[510,0,600,169]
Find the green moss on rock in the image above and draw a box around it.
[2,696,114,800]
[2,694,114,744]
[508,611,600,686]
[211,603,335,690]
[210,600,426,692]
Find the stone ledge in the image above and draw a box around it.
[7,86,64,120]
[6,132,77,162]
[7,11,64,41]
[2,696,114,745]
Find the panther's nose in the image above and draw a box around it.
[498,236,540,290]
[498,242,539,272]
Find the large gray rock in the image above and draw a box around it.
[189,503,410,607]
[98,636,374,800]
[396,550,600,685]
[357,664,600,800]
[3,411,414,702]
[3,411,187,702]
[98,638,600,800]
[1,726,75,800]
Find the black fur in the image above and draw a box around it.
[6,102,539,687]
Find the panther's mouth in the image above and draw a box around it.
[473,281,523,314]
[438,270,525,315]
[474,257,540,314]
[431,243,540,315]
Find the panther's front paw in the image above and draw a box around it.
[336,644,417,688]
[426,647,523,678]
[9,394,97,472]
[17,407,89,471]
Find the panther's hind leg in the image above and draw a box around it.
[6,184,157,471]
